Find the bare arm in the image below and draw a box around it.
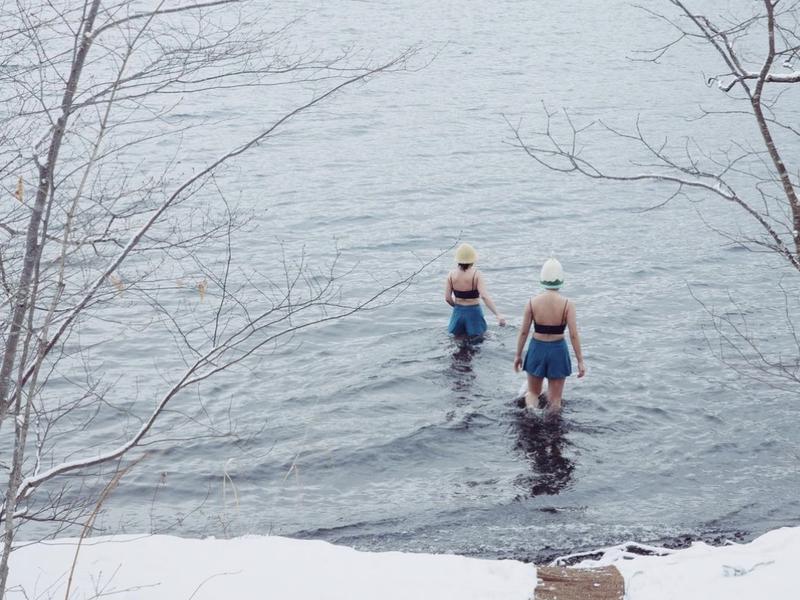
[444,275,454,307]
[566,302,586,377]
[476,272,506,325]
[513,301,532,372]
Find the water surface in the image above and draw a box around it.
[33,0,800,561]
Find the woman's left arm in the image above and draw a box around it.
[566,302,586,378]
[477,272,506,326]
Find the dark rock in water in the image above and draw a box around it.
[658,529,750,550]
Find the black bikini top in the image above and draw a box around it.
[532,298,569,334]
[451,272,480,299]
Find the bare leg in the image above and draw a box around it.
[545,378,566,416]
[525,374,544,409]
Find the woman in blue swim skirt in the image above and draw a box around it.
[513,258,585,414]
[445,243,506,337]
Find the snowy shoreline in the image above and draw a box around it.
[576,526,798,599]
[11,527,799,599]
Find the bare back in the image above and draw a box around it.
[447,267,481,306]
[530,291,570,341]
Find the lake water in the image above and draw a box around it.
[23,0,800,562]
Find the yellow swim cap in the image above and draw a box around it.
[455,243,477,264]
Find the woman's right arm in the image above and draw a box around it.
[513,301,532,372]
[566,302,586,378]
[444,275,454,307]
[476,272,506,325]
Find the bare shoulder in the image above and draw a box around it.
[565,296,578,315]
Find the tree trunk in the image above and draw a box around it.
[750,1,800,268]
[0,2,102,596]
[0,0,102,423]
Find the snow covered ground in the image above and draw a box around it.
[578,526,800,600]
[10,527,800,599]
[9,534,538,600]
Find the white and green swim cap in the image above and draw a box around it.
[540,258,564,289]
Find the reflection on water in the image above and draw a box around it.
[448,339,480,405]
[512,410,575,498]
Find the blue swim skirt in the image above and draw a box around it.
[448,304,487,337]
[523,338,572,379]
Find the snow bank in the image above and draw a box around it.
[9,534,538,600]
[576,526,800,600]
[11,527,800,599]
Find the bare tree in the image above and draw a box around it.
[510,0,800,387]
[0,1,422,594]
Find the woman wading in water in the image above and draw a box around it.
[445,243,506,337]
[513,258,585,415]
